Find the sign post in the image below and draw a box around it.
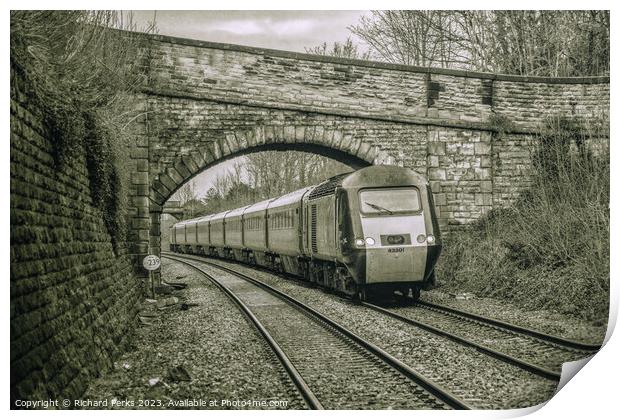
[143,254,161,298]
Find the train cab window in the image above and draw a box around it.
[359,187,421,215]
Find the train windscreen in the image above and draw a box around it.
[359,187,421,215]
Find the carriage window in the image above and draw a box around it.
[359,188,421,215]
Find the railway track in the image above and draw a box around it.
[163,252,599,383]
[162,253,470,410]
[362,300,599,382]
[224,253,595,379]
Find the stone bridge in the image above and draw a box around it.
[130,33,609,263]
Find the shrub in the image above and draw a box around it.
[436,116,609,322]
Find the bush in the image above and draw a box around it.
[436,116,609,322]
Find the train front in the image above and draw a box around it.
[338,166,441,299]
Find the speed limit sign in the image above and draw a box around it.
[142,254,161,271]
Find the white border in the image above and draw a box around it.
[4,1,617,419]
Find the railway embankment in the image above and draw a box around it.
[435,117,609,328]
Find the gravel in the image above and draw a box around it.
[196,262,449,410]
[204,258,559,409]
[422,290,607,345]
[387,303,594,372]
[82,259,304,410]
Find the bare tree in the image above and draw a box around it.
[197,151,352,213]
[306,37,372,60]
[349,10,609,76]
[349,11,463,67]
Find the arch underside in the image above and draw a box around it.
[149,125,398,209]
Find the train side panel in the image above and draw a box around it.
[209,211,229,248]
[224,206,247,250]
[169,226,176,245]
[266,188,310,257]
[196,215,212,250]
[267,206,299,256]
[174,223,186,246]
[243,199,272,252]
[185,220,198,245]
[196,219,209,245]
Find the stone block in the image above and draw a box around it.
[474,168,492,180]
[181,155,199,174]
[331,130,343,148]
[428,142,446,156]
[234,131,248,150]
[130,147,148,159]
[480,181,493,193]
[132,217,150,230]
[434,193,447,206]
[284,125,296,143]
[295,126,305,142]
[428,168,447,181]
[474,142,492,155]
[136,160,149,172]
[132,196,149,207]
[429,181,442,192]
[131,172,148,185]
[480,156,493,168]
[474,193,493,206]
[166,167,183,185]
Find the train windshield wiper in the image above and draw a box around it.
[364,202,394,215]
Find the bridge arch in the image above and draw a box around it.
[149,125,397,210]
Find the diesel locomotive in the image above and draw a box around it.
[169,165,442,300]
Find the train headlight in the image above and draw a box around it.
[365,237,375,246]
[426,234,436,244]
[416,234,427,243]
[355,238,365,247]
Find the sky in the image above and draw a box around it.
[130,10,368,201]
[131,10,370,53]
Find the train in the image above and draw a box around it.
[169,165,442,301]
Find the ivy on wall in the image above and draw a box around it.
[10,11,154,252]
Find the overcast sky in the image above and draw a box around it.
[132,10,369,53]
[132,10,366,201]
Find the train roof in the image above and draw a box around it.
[269,186,313,208]
[173,216,202,228]
[195,214,216,223]
[307,172,352,200]
[226,204,251,218]
[209,210,231,222]
[244,198,275,214]
[171,166,429,227]
[304,166,427,200]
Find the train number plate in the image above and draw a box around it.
[388,247,404,253]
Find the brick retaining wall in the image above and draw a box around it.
[10,70,143,405]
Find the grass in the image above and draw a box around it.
[435,117,609,324]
